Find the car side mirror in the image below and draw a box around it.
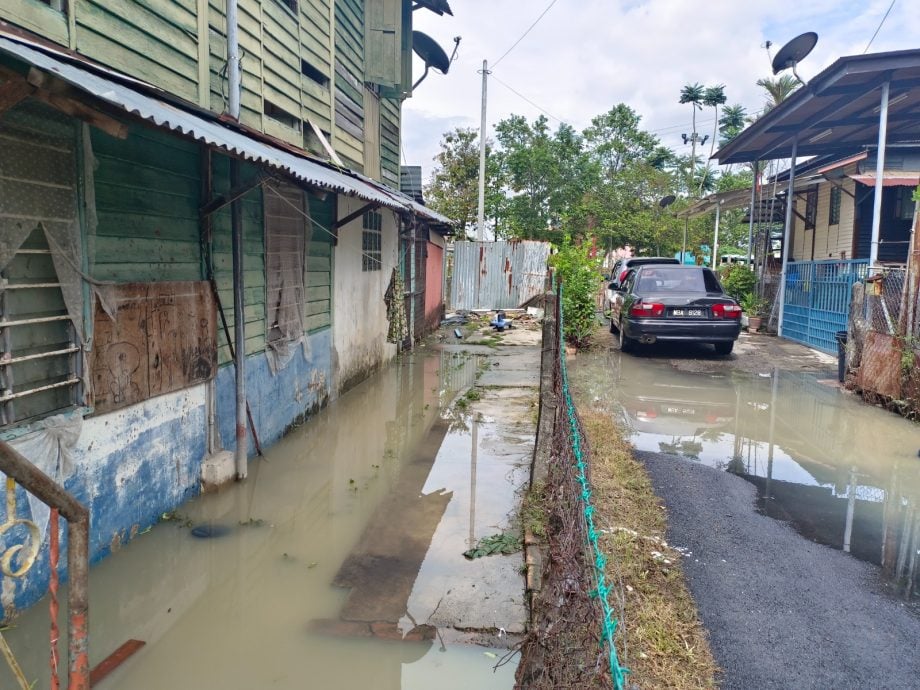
[608,282,618,291]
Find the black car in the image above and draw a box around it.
[609,265,742,354]
[604,256,680,313]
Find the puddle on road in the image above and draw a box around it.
[2,347,523,690]
[571,348,920,595]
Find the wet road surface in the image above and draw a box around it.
[3,342,535,689]
[571,332,920,688]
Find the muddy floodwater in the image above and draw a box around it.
[571,344,920,593]
[2,345,529,689]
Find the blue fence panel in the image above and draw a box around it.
[783,260,869,352]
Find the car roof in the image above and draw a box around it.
[634,264,709,272]
[625,256,680,265]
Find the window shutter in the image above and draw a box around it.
[365,0,402,88]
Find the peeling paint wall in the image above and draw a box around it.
[2,386,206,620]
[332,197,399,394]
[215,328,333,455]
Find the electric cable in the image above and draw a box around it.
[491,0,560,69]
[864,0,897,53]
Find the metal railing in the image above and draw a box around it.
[0,440,89,690]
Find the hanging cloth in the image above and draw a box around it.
[384,267,408,344]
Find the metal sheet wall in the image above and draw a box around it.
[449,241,550,311]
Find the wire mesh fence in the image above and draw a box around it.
[867,268,905,336]
[517,287,625,690]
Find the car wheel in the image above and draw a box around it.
[619,320,634,353]
[714,341,734,355]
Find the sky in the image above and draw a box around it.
[401,0,919,182]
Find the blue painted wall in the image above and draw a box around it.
[216,328,333,455]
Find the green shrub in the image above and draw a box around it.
[719,263,756,302]
[549,236,601,347]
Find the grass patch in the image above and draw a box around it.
[579,408,719,689]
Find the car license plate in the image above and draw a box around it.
[671,308,704,317]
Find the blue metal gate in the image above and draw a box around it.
[782,259,869,353]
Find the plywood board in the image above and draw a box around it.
[92,281,217,414]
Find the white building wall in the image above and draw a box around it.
[332,196,399,393]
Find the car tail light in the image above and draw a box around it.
[629,302,665,318]
[619,269,629,283]
[712,303,742,319]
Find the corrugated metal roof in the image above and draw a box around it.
[0,35,454,225]
[713,49,920,164]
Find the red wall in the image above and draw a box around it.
[425,242,444,330]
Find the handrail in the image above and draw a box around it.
[0,440,90,690]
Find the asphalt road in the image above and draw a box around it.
[638,450,920,689]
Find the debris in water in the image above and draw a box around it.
[463,533,522,559]
[484,652,498,659]
[190,524,231,539]
[454,328,463,339]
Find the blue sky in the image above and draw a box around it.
[402,0,918,181]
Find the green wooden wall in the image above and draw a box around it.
[90,125,202,282]
[306,193,334,332]
[334,0,365,170]
[209,154,266,362]
[76,0,201,103]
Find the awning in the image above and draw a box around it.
[0,34,454,226]
[713,49,920,164]
[847,172,920,187]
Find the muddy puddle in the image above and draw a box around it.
[571,347,920,594]
[2,346,527,689]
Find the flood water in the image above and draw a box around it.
[2,347,522,689]
[571,346,920,594]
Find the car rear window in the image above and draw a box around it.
[635,268,723,293]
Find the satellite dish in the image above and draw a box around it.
[412,31,451,89]
[412,0,453,16]
[771,32,818,84]
[659,195,676,208]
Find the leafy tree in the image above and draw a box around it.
[492,115,592,240]
[425,127,502,240]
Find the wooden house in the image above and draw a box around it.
[0,0,454,619]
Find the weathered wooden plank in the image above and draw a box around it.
[305,285,330,301]
[306,270,331,287]
[91,262,202,283]
[92,236,200,265]
[1,0,69,45]
[305,313,331,332]
[305,299,330,317]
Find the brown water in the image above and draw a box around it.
[2,347,523,689]
[571,347,920,591]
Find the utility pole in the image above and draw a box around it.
[477,59,489,241]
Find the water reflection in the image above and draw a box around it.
[571,348,920,597]
[1,347,519,690]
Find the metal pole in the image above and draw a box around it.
[843,466,858,553]
[713,200,722,269]
[226,0,240,119]
[67,517,90,690]
[747,162,758,269]
[869,81,890,272]
[682,217,688,264]
[777,139,798,337]
[231,160,247,479]
[476,59,489,241]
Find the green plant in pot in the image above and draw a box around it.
[739,293,767,331]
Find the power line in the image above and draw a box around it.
[491,0,560,69]
[490,74,567,125]
[864,0,897,53]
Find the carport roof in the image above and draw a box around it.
[714,49,920,164]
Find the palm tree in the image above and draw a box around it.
[699,84,726,194]
[718,104,747,145]
[679,83,705,193]
[754,75,799,116]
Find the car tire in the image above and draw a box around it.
[619,320,634,353]
[609,315,618,334]
[714,341,734,355]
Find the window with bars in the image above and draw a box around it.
[1,228,81,427]
[804,188,818,230]
[362,211,382,271]
[829,186,841,226]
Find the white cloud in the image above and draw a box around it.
[403,0,917,180]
